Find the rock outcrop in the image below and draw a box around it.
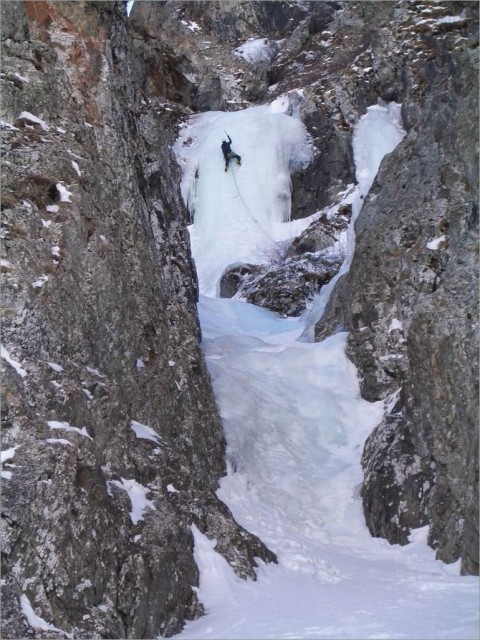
[219,209,349,316]
[313,2,478,574]
[1,3,274,638]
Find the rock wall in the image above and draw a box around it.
[314,1,478,574]
[1,2,274,638]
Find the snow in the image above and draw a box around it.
[389,318,403,332]
[109,477,155,524]
[234,38,277,64]
[41,219,52,228]
[56,182,73,202]
[1,259,12,268]
[14,72,29,83]
[136,358,145,369]
[20,594,72,638]
[183,522,477,640]
[427,235,446,250]
[174,99,479,639]
[46,204,59,213]
[1,345,27,377]
[1,446,16,463]
[75,579,92,592]
[1,446,18,479]
[46,438,73,446]
[51,245,61,257]
[18,111,49,131]
[385,387,402,415]
[182,20,201,33]
[32,275,48,288]
[436,12,467,25]
[71,160,81,176]
[167,484,178,493]
[85,366,105,377]
[47,361,63,372]
[130,420,162,445]
[1,120,20,131]
[47,420,92,440]
[82,388,94,400]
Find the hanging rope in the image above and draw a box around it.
[229,164,276,244]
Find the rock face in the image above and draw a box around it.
[313,2,478,574]
[1,3,274,639]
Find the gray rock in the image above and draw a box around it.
[219,209,349,316]
[315,1,478,574]
[286,209,350,257]
[1,2,275,638]
[219,263,263,299]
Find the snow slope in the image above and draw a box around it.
[173,99,479,639]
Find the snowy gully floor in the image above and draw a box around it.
[172,99,479,639]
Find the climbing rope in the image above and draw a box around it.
[229,164,276,244]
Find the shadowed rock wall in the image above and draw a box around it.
[315,1,478,574]
[1,2,274,638]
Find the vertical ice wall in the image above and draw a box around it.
[174,99,314,296]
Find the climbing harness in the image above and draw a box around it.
[229,164,276,244]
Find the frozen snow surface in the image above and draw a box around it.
[56,182,73,202]
[130,420,162,445]
[234,38,278,64]
[1,345,27,378]
[174,98,479,639]
[17,111,49,131]
[108,477,155,525]
[1,446,18,480]
[20,594,72,638]
[47,420,92,440]
[47,361,64,372]
[427,235,447,250]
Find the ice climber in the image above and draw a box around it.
[221,134,242,172]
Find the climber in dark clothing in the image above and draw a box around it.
[221,135,242,172]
